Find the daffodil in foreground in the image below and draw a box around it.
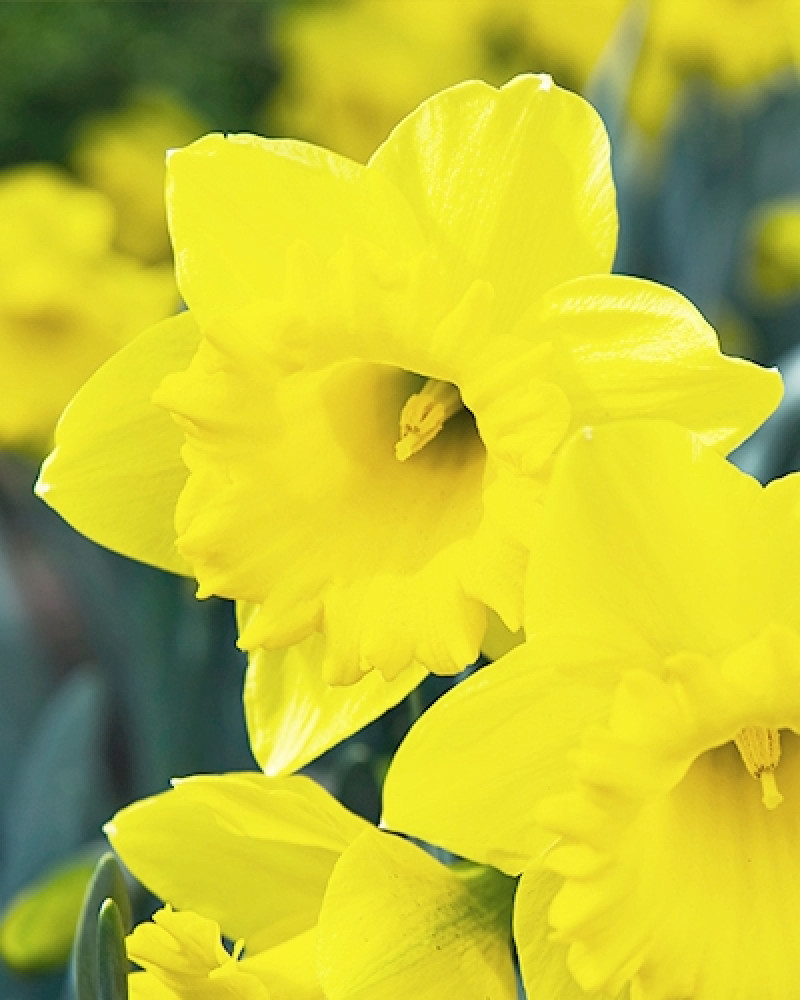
[38,76,780,770]
[107,773,515,1000]
[0,166,177,453]
[384,419,800,999]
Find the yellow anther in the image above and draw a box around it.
[734,726,783,810]
[395,378,463,461]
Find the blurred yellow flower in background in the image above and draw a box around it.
[0,166,177,454]
[267,0,800,156]
[70,92,207,265]
[266,0,624,161]
[629,0,800,133]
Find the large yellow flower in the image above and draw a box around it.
[0,166,177,454]
[384,419,800,999]
[108,773,516,1000]
[38,77,779,769]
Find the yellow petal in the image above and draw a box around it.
[166,133,424,325]
[513,869,588,1000]
[369,74,617,328]
[317,830,516,1000]
[533,273,782,453]
[105,773,369,950]
[526,420,764,656]
[238,928,323,1000]
[243,625,426,776]
[382,641,618,875]
[36,312,198,575]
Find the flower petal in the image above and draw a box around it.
[317,830,516,1000]
[369,74,617,327]
[243,626,426,776]
[532,274,782,453]
[382,642,618,875]
[36,312,197,574]
[514,869,589,1000]
[166,134,424,325]
[105,773,369,950]
[525,420,764,657]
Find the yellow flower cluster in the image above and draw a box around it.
[267,0,800,156]
[34,71,800,999]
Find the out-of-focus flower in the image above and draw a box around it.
[267,0,800,159]
[266,0,513,163]
[109,773,516,1000]
[385,419,800,999]
[0,166,177,454]
[37,76,780,771]
[748,198,800,300]
[71,92,206,265]
[629,0,800,133]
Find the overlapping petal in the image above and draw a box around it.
[317,830,516,1000]
[167,134,425,325]
[532,274,782,452]
[524,420,767,654]
[243,629,426,776]
[36,312,198,574]
[382,641,620,874]
[104,773,369,950]
[369,74,617,327]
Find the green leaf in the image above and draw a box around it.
[0,854,98,973]
[2,668,108,902]
[71,852,132,1000]
[96,900,129,1000]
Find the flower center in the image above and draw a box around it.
[733,726,783,809]
[395,378,465,461]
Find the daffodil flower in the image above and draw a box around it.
[108,773,516,1000]
[384,419,800,999]
[37,76,780,772]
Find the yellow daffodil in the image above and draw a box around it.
[384,419,800,999]
[71,92,206,265]
[108,773,516,1000]
[0,166,177,454]
[37,76,780,771]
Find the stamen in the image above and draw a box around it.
[734,726,783,810]
[395,378,464,461]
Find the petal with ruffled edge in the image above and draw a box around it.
[155,248,561,682]
[104,773,369,951]
[369,74,617,329]
[317,830,516,1000]
[166,134,425,325]
[537,627,800,999]
[243,625,426,776]
[382,641,621,875]
[530,274,782,453]
[525,420,765,657]
[35,312,197,574]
